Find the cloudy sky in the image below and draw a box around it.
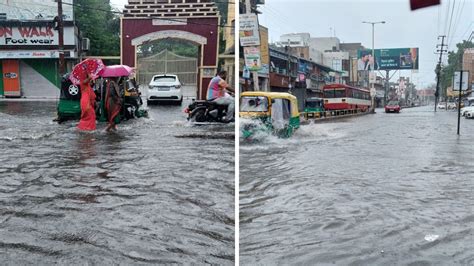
[258,0,473,87]
[111,0,473,87]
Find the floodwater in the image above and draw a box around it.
[0,100,234,264]
[240,106,474,265]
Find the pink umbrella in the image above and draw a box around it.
[100,65,135,78]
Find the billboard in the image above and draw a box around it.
[0,0,74,21]
[0,26,76,46]
[243,46,261,72]
[239,14,260,46]
[258,25,269,75]
[357,48,419,71]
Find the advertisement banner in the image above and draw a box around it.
[239,14,260,46]
[0,0,74,21]
[357,48,419,70]
[0,26,76,46]
[258,26,269,75]
[244,46,261,72]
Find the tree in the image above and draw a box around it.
[74,0,120,56]
[439,40,474,98]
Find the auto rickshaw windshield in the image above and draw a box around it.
[240,96,269,112]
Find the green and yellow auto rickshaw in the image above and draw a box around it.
[56,65,147,123]
[240,91,300,139]
[304,97,325,119]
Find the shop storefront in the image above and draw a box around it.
[0,1,79,98]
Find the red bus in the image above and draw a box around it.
[323,84,371,111]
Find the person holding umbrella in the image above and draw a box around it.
[105,77,122,132]
[70,58,105,131]
[77,73,97,131]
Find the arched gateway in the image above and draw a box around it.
[121,0,220,99]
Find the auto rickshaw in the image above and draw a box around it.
[304,97,325,119]
[240,91,300,139]
[56,65,147,123]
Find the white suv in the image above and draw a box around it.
[147,74,183,105]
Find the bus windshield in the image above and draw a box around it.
[325,88,346,98]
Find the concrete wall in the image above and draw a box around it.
[309,37,340,52]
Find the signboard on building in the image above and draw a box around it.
[357,48,419,70]
[453,71,469,91]
[0,50,61,59]
[0,26,76,46]
[239,14,260,46]
[258,26,269,75]
[244,46,261,71]
[0,0,74,21]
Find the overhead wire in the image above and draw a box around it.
[446,0,456,49]
[447,0,466,49]
[443,0,451,35]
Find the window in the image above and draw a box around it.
[324,89,335,98]
[334,89,345,98]
[153,76,176,82]
[240,96,269,112]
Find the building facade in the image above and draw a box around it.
[462,48,474,93]
[0,0,81,98]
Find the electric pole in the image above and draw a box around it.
[57,0,65,75]
[434,35,447,112]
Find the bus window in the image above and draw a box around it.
[335,89,345,98]
[324,90,335,98]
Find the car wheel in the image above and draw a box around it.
[177,97,183,105]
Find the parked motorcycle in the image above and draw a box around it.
[185,97,234,123]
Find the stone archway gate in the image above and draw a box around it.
[121,0,220,100]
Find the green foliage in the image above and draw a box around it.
[137,39,198,59]
[440,40,474,94]
[74,0,120,56]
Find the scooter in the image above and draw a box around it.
[185,96,234,123]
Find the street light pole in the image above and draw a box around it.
[362,21,385,113]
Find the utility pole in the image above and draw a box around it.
[434,35,447,112]
[362,21,385,112]
[384,70,389,105]
[57,0,65,75]
[457,70,464,135]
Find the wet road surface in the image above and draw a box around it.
[240,106,474,265]
[0,99,234,264]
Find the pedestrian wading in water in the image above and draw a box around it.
[77,74,97,131]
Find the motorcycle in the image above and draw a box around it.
[185,95,234,123]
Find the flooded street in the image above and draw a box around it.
[240,106,474,265]
[0,100,234,264]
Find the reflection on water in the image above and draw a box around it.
[0,101,234,264]
[240,107,474,265]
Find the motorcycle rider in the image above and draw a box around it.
[207,70,235,122]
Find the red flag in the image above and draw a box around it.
[410,0,440,10]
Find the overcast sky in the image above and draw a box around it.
[111,0,473,87]
[258,0,473,87]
